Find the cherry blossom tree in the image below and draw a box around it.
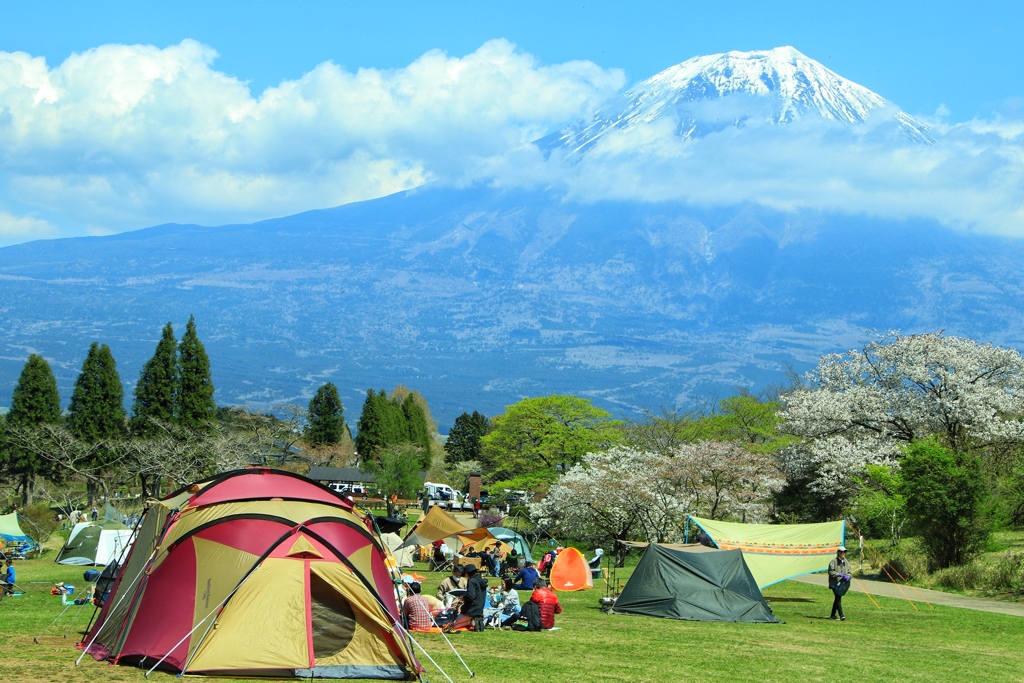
[779,332,1024,505]
[530,447,689,566]
[673,440,784,522]
[530,442,783,565]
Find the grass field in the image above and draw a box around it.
[3,552,1024,683]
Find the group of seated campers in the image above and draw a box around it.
[403,562,562,632]
[459,543,510,576]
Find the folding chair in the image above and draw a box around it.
[430,547,454,573]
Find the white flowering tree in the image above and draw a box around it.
[530,447,690,566]
[530,442,783,565]
[779,332,1024,504]
[672,440,784,523]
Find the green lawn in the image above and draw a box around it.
[2,555,1023,683]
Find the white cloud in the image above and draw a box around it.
[0,39,624,242]
[0,211,59,241]
[515,109,1024,236]
[0,38,1022,242]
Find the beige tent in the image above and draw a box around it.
[381,532,415,568]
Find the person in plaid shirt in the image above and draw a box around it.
[403,582,440,632]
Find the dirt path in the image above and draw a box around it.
[792,573,1024,618]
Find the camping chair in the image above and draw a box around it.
[588,549,604,579]
[430,545,454,573]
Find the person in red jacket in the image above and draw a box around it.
[529,578,562,629]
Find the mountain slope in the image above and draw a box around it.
[538,46,933,157]
[0,185,1021,429]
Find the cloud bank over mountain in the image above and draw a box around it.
[0,39,1021,245]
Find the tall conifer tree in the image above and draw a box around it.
[3,354,61,504]
[402,394,432,469]
[67,343,127,442]
[383,391,409,444]
[176,315,215,430]
[306,382,345,446]
[444,411,491,463]
[132,322,178,435]
[67,343,126,504]
[355,389,384,458]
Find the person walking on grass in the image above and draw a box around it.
[828,546,852,621]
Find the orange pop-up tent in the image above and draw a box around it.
[549,547,593,591]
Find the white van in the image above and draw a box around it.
[424,482,472,510]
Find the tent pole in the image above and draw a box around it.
[369,516,473,678]
[427,612,474,677]
[404,629,457,683]
[75,556,155,665]
[34,601,75,643]
[62,601,88,638]
[145,591,236,677]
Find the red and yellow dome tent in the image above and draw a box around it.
[79,468,419,680]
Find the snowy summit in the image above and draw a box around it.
[538,46,932,156]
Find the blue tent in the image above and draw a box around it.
[488,526,533,562]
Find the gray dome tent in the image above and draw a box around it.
[611,543,779,623]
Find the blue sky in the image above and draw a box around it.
[0,1,1021,245]
[5,1,1020,119]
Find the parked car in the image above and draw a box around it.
[424,482,473,511]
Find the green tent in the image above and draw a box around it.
[611,544,780,623]
[56,519,133,566]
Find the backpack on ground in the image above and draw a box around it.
[515,600,543,631]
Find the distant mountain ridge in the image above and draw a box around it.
[538,46,933,157]
[0,47,1015,431]
[1,185,1022,431]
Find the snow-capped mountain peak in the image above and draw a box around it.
[538,46,932,156]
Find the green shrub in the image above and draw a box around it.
[933,562,985,591]
[878,551,928,582]
[901,440,991,570]
[985,551,1024,591]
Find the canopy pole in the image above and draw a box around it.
[847,522,933,611]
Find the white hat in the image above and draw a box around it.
[837,545,847,552]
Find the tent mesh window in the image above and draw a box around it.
[309,572,357,658]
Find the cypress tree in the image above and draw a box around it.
[383,391,409,444]
[444,411,491,463]
[355,389,384,458]
[67,342,127,443]
[132,322,177,435]
[176,315,215,430]
[402,394,432,469]
[3,354,62,504]
[67,343,126,505]
[307,382,346,446]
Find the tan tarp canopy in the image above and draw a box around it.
[399,505,471,548]
[450,526,496,549]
